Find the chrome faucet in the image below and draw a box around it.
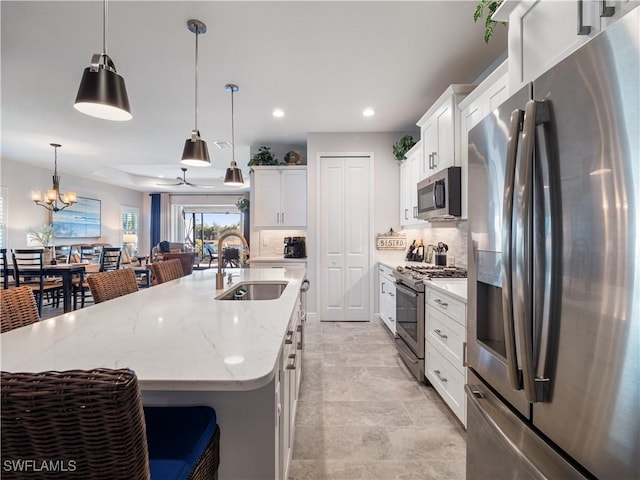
[216,230,249,289]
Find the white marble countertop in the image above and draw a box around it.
[1,268,306,392]
[249,256,307,263]
[424,278,468,302]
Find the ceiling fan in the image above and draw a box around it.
[157,167,215,189]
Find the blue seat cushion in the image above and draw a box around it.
[143,406,217,480]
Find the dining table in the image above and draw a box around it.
[11,263,86,313]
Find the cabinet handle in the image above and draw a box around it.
[428,153,433,169]
[276,212,280,223]
[577,0,591,35]
[463,341,468,367]
[285,330,294,344]
[381,282,386,294]
[413,206,418,218]
[297,342,302,350]
[432,152,437,169]
[287,353,296,369]
[389,292,394,297]
[281,212,285,223]
[434,369,447,383]
[404,208,409,220]
[600,0,614,17]
[388,316,393,321]
[434,328,448,339]
[434,298,449,307]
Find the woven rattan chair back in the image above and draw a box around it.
[150,259,184,284]
[0,286,40,333]
[87,269,139,304]
[1,368,150,480]
[99,247,123,272]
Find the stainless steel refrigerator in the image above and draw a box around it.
[466,7,639,479]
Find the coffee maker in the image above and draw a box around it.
[284,237,306,258]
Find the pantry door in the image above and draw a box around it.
[320,156,371,321]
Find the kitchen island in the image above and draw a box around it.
[1,267,306,479]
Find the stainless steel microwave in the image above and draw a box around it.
[417,166,461,221]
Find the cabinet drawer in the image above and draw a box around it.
[425,347,466,425]
[426,288,465,326]
[426,307,465,372]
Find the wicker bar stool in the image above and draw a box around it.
[0,286,40,333]
[150,259,184,285]
[1,368,220,480]
[87,269,139,304]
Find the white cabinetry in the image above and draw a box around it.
[277,299,303,480]
[424,284,467,426]
[496,0,639,92]
[252,166,307,228]
[377,263,396,335]
[417,85,475,177]
[458,61,509,218]
[399,141,424,227]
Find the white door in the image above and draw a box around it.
[320,156,371,321]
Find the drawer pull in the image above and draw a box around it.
[434,299,448,307]
[434,329,448,339]
[434,369,447,383]
[285,330,294,344]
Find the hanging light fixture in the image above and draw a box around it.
[181,19,211,167]
[223,83,244,186]
[32,144,78,212]
[74,0,131,121]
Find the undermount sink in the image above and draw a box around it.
[216,281,288,301]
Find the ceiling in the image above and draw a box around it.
[1,1,507,193]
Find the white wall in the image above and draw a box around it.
[1,158,146,250]
[306,132,409,322]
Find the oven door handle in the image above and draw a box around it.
[395,282,419,298]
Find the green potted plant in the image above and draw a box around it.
[27,224,56,264]
[248,146,279,168]
[235,197,249,213]
[393,135,416,163]
[473,0,506,43]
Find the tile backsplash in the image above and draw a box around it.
[253,230,307,257]
[401,222,468,268]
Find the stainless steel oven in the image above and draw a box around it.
[394,275,425,382]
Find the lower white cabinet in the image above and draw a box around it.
[377,264,396,335]
[276,299,302,479]
[424,284,467,426]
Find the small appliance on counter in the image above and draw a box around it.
[283,236,306,258]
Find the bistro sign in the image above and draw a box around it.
[376,229,407,250]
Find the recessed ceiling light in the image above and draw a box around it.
[363,108,375,117]
[272,109,285,118]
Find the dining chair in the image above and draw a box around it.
[1,248,12,289]
[0,286,40,333]
[11,249,62,316]
[87,269,139,304]
[1,368,220,480]
[162,252,196,276]
[99,247,123,272]
[54,245,72,264]
[150,259,184,285]
[222,247,240,268]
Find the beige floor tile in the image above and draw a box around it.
[288,460,366,480]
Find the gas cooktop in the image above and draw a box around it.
[394,265,467,289]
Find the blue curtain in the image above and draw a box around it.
[150,193,161,255]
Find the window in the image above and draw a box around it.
[121,206,139,255]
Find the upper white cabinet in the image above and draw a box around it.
[399,141,423,227]
[252,166,307,228]
[417,85,476,178]
[458,61,509,218]
[496,0,639,92]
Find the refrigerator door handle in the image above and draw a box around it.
[532,99,559,403]
[502,108,524,391]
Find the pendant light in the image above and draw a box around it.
[223,84,244,186]
[31,144,78,212]
[181,19,211,167]
[74,0,131,121]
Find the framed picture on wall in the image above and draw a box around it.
[52,197,101,238]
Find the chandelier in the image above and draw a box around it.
[31,143,78,212]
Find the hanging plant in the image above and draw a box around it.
[392,135,416,163]
[473,0,506,43]
[236,198,249,213]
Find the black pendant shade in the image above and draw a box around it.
[181,131,211,167]
[74,63,132,121]
[224,161,244,186]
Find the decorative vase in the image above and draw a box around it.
[45,246,56,265]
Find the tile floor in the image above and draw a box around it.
[289,319,467,480]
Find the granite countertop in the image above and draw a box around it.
[1,268,305,391]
